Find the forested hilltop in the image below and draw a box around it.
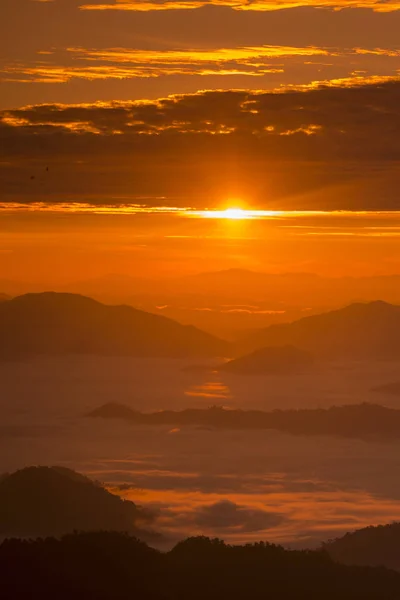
[2,532,400,600]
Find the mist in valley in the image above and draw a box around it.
[2,349,400,549]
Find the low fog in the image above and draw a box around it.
[2,355,400,548]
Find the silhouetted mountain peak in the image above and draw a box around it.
[242,300,400,358]
[1,465,92,485]
[0,292,229,358]
[89,402,140,419]
[325,522,400,571]
[0,466,156,539]
[221,344,313,374]
[339,299,397,314]
[9,291,102,310]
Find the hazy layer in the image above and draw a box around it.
[1,356,400,547]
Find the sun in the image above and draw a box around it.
[223,208,247,220]
[196,206,253,219]
[190,203,284,220]
[197,206,256,219]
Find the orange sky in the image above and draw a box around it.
[2,206,400,283]
[1,1,400,284]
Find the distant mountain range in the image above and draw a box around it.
[240,300,400,358]
[0,292,228,359]
[87,403,400,440]
[5,269,400,307]
[0,466,157,540]
[3,269,400,339]
[1,293,400,361]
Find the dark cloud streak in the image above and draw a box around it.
[1,81,400,208]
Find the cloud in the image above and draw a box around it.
[1,80,400,207]
[4,1,400,111]
[80,0,400,12]
[144,499,286,539]
[192,500,284,532]
[2,46,400,84]
[2,79,400,142]
[1,45,323,84]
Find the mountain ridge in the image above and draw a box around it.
[324,522,400,571]
[87,402,400,440]
[240,300,400,357]
[0,292,229,359]
[0,466,157,540]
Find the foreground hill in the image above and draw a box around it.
[220,345,313,374]
[0,466,155,539]
[241,301,400,358]
[0,292,228,358]
[88,402,400,440]
[1,532,400,599]
[325,523,400,571]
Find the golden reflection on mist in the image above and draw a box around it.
[184,379,232,400]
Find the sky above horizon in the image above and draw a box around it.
[1,0,400,281]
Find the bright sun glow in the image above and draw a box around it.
[194,207,285,219]
[199,207,260,220]
[223,208,247,219]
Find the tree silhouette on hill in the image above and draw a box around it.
[0,466,156,540]
[2,532,400,599]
